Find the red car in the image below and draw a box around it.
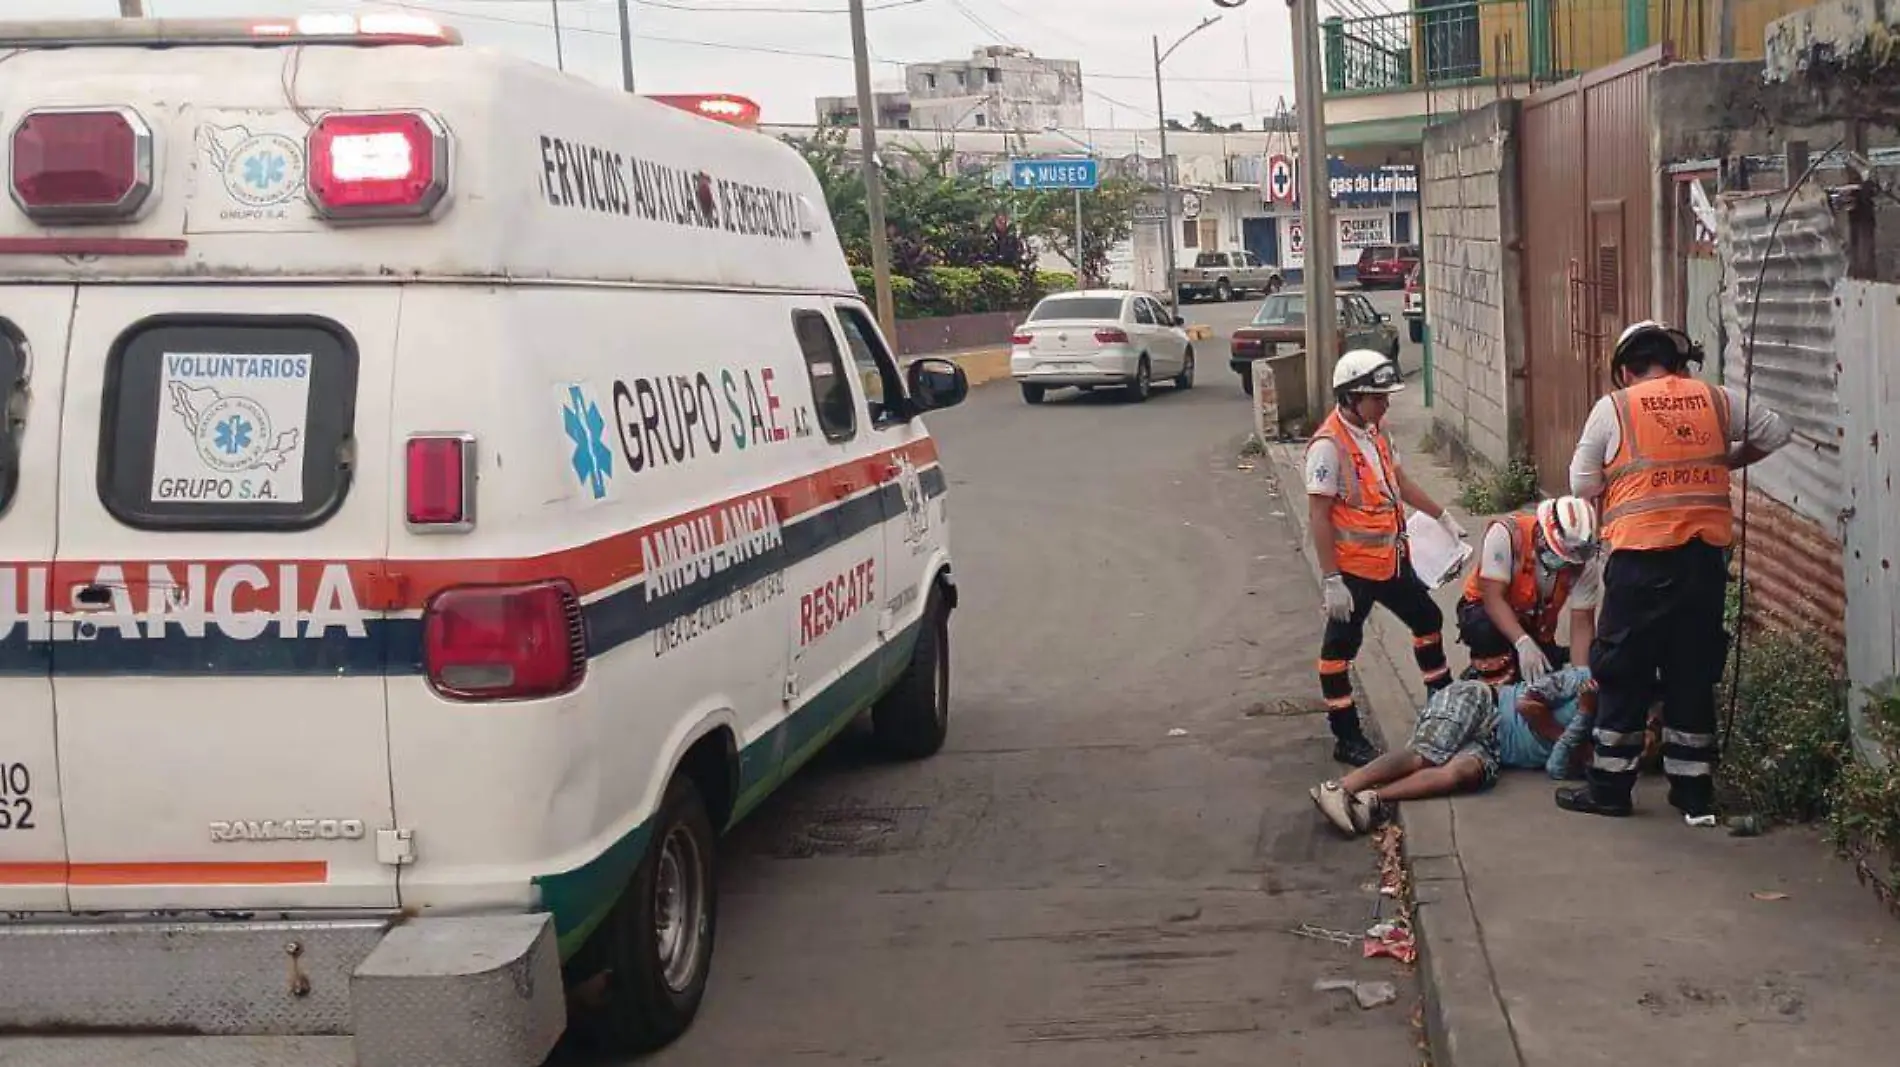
[1355,244,1421,289]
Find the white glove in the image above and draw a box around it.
[1438,510,1468,541]
[1513,635,1552,684]
[1322,574,1354,623]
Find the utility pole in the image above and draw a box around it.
[1289,0,1339,420]
[550,1,566,72]
[1154,36,1177,311]
[616,0,637,92]
[118,0,144,16]
[848,0,897,340]
[1154,17,1221,311]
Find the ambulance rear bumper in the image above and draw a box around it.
[0,912,565,1067]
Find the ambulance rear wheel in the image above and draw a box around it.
[575,773,718,1053]
[872,590,950,760]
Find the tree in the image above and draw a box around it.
[1013,176,1144,286]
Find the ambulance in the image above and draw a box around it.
[0,14,965,1066]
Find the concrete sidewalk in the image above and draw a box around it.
[1262,381,1900,1067]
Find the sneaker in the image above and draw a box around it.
[1310,781,1361,836]
[1350,790,1385,833]
[1333,735,1379,767]
[1554,785,1633,818]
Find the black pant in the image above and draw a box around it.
[1319,558,1449,742]
[1455,599,1566,684]
[1586,539,1729,813]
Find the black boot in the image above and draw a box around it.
[1555,785,1633,818]
[1333,734,1380,767]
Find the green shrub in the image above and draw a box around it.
[1827,686,1900,903]
[1456,454,1540,514]
[1034,270,1078,296]
[1716,582,1852,823]
[924,266,981,316]
[972,266,1022,313]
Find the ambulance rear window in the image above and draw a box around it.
[98,316,359,531]
[0,323,22,515]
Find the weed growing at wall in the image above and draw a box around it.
[1828,687,1900,915]
[1716,581,1852,824]
[1455,454,1540,515]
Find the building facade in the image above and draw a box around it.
[813,46,1083,132]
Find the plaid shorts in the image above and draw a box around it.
[1408,680,1502,786]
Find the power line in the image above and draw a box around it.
[634,0,929,13]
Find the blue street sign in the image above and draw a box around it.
[1009,158,1099,191]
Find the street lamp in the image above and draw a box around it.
[1154,15,1222,310]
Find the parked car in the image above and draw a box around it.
[1355,244,1422,289]
[1011,290,1195,404]
[1229,291,1400,394]
[1403,265,1425,343]
[1173,250,1285,303]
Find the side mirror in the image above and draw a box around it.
[906,357,968,413]
[1379,312,1392,323]
[1173,314,1187,327]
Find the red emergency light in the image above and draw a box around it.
[647,94,763,131]
[307,110,450,220]
[8,107,154,222]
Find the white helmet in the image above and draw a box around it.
[1332,349,1404,396]
[1536,496,1598,565]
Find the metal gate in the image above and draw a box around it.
[1518,45,1667,490]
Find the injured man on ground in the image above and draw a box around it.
[1310,667,1597,837]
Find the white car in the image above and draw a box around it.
[1010,290,1195,404]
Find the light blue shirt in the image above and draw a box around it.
[1494,667,1592,771]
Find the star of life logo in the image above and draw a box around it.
[199,124,307,214]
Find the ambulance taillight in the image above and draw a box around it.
[423,582,588,701]
[406,434,477,531]
[307,111,450,220]
[8,107,153,222]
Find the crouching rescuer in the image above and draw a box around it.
[1558,321,1791,819]
[1457,496,1601,686]
[1306,350,1465,767]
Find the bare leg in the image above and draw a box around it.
[1341,749,1428,794]
[1367,755,1487,802]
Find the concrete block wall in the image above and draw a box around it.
[1421,102,1523,470]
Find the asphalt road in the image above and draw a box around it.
[637,291,1421,1066]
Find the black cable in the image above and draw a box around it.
[1721,137,1845,749]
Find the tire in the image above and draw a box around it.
[1124,358,1152,403]
[1021,383,1046,405]
[1174,347,1196,389]
[1266,275,1284,294]
[1239,370,1255,396]
[872,588,950,760]
[1215,278,1233,302]
[1409,320,1424,344]
[569,773,718,1055]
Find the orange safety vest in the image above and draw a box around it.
[1601,375,1734,552]
[1459,513,1578,645]
[1309,408,1404,581]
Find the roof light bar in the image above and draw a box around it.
[0,16,462,50]
[647,94,763,131]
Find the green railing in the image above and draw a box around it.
[1321,0,1701,96]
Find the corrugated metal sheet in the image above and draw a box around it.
[1718,186,1847,528]
[1732,483,1847,654]
[1836,279,1900,766]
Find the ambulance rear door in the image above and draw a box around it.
[0,288,75,912]
[51,286,401,912]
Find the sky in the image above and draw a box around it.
[16,0,1356,128]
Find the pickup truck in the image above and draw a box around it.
[1173,251,1284,303]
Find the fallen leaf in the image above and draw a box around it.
[1752,891,1791,902]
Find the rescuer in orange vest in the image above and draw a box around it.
[1457,497,1601,686]
[1306,349,1465,767]
[1556,321,1790,819]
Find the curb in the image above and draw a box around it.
[1259,440,1524,1067]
